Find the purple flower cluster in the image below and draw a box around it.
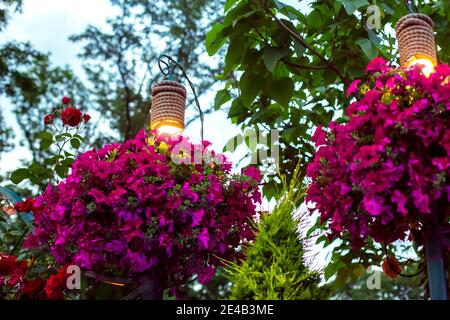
[306,58,449,249]
[25,130,261,292]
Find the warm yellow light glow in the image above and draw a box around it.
[103,281,126,287]
[151,119,184,136]
[157,125,183,135]
[405,55,437,77]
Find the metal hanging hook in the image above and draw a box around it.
[404,0,419,13]
[157,54,204,142]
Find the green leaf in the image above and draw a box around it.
[70,138,81,149]
[228,98,245,119]
[315,235,327,245]
[214,89,231,110]
[293,38,306,57]
[223,1,253,27]
[263,46,289,73]
[73,134,84,142]
[324,264,336,281]
[224,35,246,75]
[38,130,53,141]
[206,23,227,56]
[337,0,369,15]
[224,0,239,12]
[55,164,68,179]
[62,157,75,167]
[240,71,261,107]
[10,168,31,185]
[39,131,53,150]
[268,77,294,107]
[356,38,379,60]
[44,155,63,165]
[40,139,53,151]
[306,10,322,30]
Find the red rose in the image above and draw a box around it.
[61,96,71,105]
[44,114,54,125]
[0,254,28,287]
[61,107,83,127]
[382,256,403,279]
[83,113,91,123]
[44,266,69,300]
[15,197,34,212]
[21,277,46,299]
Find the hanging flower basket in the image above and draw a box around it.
[306,58,449,249]
[24,130,261,298]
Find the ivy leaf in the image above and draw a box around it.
[10,168,32,185]
[337,0,369,15]
[214,89,231,110]
[356,37,379,60]
[240,71,261,107]
[206,23,226,56]
[263,46,290,73]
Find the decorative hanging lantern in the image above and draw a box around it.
[150,80,187,135]
[150,55,204,141]
[395,13,437,76]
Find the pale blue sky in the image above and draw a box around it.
[0,0,246,173]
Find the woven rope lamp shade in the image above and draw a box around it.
[150,80,187,135]
[395,13,437,75]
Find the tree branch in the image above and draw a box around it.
[281,58,328,70]
[261,1,349,86]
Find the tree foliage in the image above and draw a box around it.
[207,0,450,199]
[0,0,22,31]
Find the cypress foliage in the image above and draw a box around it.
[225,165,327,300]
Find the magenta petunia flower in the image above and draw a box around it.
[346,79,361,97]
[24,130,261,295]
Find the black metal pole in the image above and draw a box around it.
[424,227,448,300]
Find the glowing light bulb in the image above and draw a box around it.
[157,124,183,135]
[151,119,184,136]
[405,55,436,77]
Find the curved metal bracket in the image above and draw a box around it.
[157,54,204,142]
[404,0,419,13]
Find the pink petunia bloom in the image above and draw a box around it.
[197,228,210,249]
[365,57,389,74]
[346,79,361,97]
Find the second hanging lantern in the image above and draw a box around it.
[395,13,437,75]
